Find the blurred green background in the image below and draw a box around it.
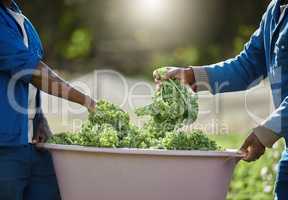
[18,0,270,78]
[18,0,280,199]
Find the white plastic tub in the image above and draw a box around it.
[41,144,242,200]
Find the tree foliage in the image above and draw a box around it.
[18,0,270,76]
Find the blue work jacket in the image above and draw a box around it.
[0,1,42,145]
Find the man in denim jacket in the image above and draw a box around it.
[155,0,288,199]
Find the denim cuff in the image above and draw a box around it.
[254,125,281,148]
[192,67,211,92]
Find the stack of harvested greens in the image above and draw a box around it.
[48,68,220,151]
[135,67,198,137]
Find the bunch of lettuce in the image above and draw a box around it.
[136,67,198,137]
[136,79,198,124]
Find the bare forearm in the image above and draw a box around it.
[31,61,95,110]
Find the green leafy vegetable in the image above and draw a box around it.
[162,130,219,151]
[136,67,198,140]
[136,71,198,128]
[48,71,220,151]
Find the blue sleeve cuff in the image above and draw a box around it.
[202,64,219,94]
[192,67,211,92]
[254,125,281,148]
[262,114,283,137]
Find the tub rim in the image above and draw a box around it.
[39,143,243,158]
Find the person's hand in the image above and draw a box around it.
[240,132,266,162]
[153,67,196,90]
[32,116,52,144]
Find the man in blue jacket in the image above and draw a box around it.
[0,0,96,199]
[155,0,288,199]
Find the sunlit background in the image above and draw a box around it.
[19,0,269,76]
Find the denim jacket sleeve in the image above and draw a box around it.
[203,12,268,94]
[261,96,288,139]
[0,21,40,83]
